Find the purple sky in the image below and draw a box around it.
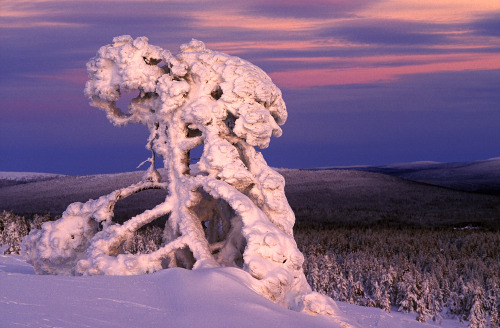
[1,1,500,174]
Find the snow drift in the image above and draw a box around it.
[1,250,463,328]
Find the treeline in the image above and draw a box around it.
[295,224,499,328]
[1,211,499,327]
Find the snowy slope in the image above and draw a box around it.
[0,172,64,180]
[280,168,500,227]
[0,171,165,215]
[391,157,500,194]
[0,172,65,188]
[382,161,444,169]
[314,157,500,195]
[1,167,499,228]
[0,251,464,328]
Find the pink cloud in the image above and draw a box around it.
[188,9,334,32]
[206,39,352,55]
[270,53,500,89]
[24,68,88,85]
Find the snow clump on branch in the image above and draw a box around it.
[22,36,349,323]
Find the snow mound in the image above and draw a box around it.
[0,252,463,328]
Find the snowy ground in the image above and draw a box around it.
[0,250,465,328]
[0,172,63,180]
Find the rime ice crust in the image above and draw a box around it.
[22,36,343,319]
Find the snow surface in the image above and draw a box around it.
[0,250,465,328]
[0,172,64,181]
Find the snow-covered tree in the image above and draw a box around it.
[306,253,321,292]
[416,278,430,322]
[30,213,53,231]
[468,286,486,328]
[1,211,28,255]
[381,290,392,313]
[336,268,349,303]
[397,271,419,314]
[490,301,499,328]
[372,281,382,308]
[21,36,343,319]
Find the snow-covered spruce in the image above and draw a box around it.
[22,36,343,319]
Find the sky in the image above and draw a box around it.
[1,0,499,174]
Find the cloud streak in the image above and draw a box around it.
[23,68,88,85]
[270,53,500,88]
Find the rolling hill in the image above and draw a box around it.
[1,158,499,228]
[330,157,500,195]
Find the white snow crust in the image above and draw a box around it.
[0,250,465,328]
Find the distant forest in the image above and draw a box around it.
[297,224,499,327]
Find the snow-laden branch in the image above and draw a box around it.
[22,36,346,321]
